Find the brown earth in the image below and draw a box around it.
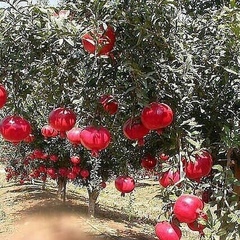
[0,166,197,240]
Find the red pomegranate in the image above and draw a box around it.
[184,151,213,181]
[141,102,173,130]
[159,153,169,161]
[23,134,35,143]
[80,126,111,157]
[47,168,57,178]
[58,167,69,177]
[49,154,58,162]
[72,166,81,175]
[70,156,81,165]
[82,25,116,55]
[173,194,204,223]
[33,149,45,159]
[0,85,7,109]
[66,127,82,145]
[115,176,135,196]
[67,171,77,180]
[0,115,32,143]
[187,212,208,234]
[101,181,107,188]
[159,169,180,188]
[123,117,150,146]
[41,125,58,138]
[48,107,76,137]
[80,169,90,179]
[155,221,182,240]
[99,95,118,115]
[141,154,157,170]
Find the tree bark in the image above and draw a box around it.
[57,177,67,203]
[87,189,100,218]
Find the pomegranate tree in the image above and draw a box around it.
[173,194,204,223]
[0,115,32,144]
[155,221,182,240]
[141,102,173,130]
[123,117,150,146]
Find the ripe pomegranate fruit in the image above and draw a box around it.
[0,115,32,143]
[80,169,90,179]
[173,194,204,223]
[187,212,208,234]
[115,176,135,196]
[99,95,118,115]
[66,127,82,145]
[184,151,213,181]
[82,25,116,55]
[23,134,35,143]
[141,102,173,130]
[159,153,169,161]
[48,107,76,137]
[155,221,182,240]
[70,156,81,165]
[141,154,157,170]
[80,126,111,157]
[41,125,58,138]
[123,117,149,146]
[0,85,7,108]
[49,154,58,162]
[159,169,180,188]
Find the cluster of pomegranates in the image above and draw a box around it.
[123,102,173,146]
[155,194,208,240]
[82,24,116,56]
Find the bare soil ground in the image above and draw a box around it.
[0,166,197,240]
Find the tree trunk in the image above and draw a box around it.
[57,177,67,203]
[87,189,100,218]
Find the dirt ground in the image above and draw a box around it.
[0,165,198,240]
[0,166,158,240]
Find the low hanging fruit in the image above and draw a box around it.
[70,156,81,165]
[141,102,173,130]
[66,127,82,145]
[41,125,58,138]
[0,115,32,144]
[187,212,208,235]
[173,194,204,223]
[48,107,76,137]
[80,169,90,179]
[82,25,116,55]
[184,151,213,181]
[115,175,135,196]
[123,117,149,146]
[99,94,118,115]
[80,126,111,157]
[0,85,7,109]
[159,169,180,188]
[141,154,157,170]
[155,221,182,240]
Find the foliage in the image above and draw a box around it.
[0,0,240,238]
